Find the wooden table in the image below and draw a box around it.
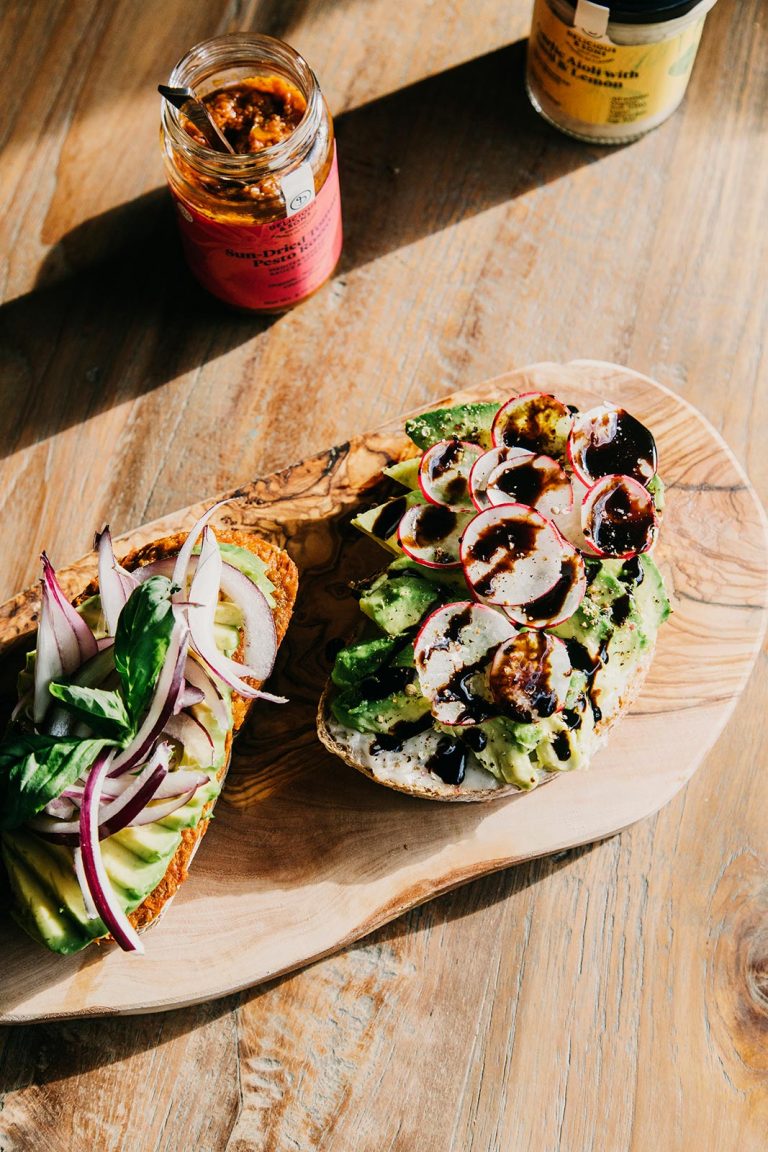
[1,1,766,1147]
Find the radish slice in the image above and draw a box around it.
[489,632,572,722]
[568,404,657,486]
[414,602,516,725]
[460,504,566,607]
[34,554,99,724]
[582,474,658,558]
[484,453,573,518]
[549,475,596,554]
[418,439,482,507]
[79,749,144,953]
[398,504,473,569]
[95,526,138,635]
[491,392,572,460]
[504,545,586,628]
[469,446,534,510]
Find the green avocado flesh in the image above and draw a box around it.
[1,543,266,954]
[330,402,670,791]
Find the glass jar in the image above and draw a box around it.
[526,0,719,145]
[161,33,342,312]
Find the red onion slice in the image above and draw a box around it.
[125,789,199,827]
[184,656,229,731]
[33,554,99,724]
[109,622,189,774]
[96,526,138,635]
[74,847,98,920]
[79,750,144,953]
[177,682,206,712]
[137,555,278,683]
[185,529,286,701]
[171,500,230,598]
[163,711,214,766]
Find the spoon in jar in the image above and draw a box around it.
[158,85,236,154]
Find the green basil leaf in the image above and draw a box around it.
[48,683,133,741]
[114,576,175,724]
[0,736,112,831]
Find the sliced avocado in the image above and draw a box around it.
[101,837,171,904]
[405,402,499,450]
[352,490,423,552]
[2,835,93,954]
[331,686,431,735]
[359,572,442,636]
[217,542,276,608]
[332,635,402,687]
[383,457,421,490]
[458,717,546,789]
[111,821,181,863]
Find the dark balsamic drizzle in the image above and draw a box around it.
[489,460,546,506]
[516,554,579,623]
[371,495,408,541]
[552,731,572,761]
[587,483,656,556]
[610,594,631,627]
[564,636,608,725]
[620,556,644,588]
[425,737,467,784]
[578,408,657,483]
[467,518,541,599]
[359,666,416,701]
[412,504,458,546]
[369,713,433,755]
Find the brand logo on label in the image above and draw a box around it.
[289,189,313,212]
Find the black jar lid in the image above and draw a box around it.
[563,0,710,24]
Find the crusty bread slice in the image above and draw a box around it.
[76,527,298,935]
[317,645,655,803]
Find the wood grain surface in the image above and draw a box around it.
[1,360,764,1025]
[1,0,768,1149]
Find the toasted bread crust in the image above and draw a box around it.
[317,644,655,803]
[81,528,297,936]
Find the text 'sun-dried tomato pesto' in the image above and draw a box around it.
[161,35,342,312]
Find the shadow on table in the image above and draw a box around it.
[0,40,610,461]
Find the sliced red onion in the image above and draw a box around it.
[184,656,229,731]
[125,788,199,827]
[44,794,77,820]
[184,529,286,702]
[95,526,139,635]
[33,554,98,724]
[177,682,206,712]
[137,555,278,683]
[73,847,99,920]
[163,711,214,766]
[171,500,230,598]
[109,622,189,775]
[32,744,171,844]
[79,749,144,952]
[152,768,209,798]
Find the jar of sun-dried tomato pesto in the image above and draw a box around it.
[161,34,342,312]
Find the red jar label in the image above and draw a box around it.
[172,145,342,310]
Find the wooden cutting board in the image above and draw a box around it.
[1,360,766,1023]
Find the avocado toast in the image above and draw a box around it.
[0,512,297,954]
[318,390,670,800]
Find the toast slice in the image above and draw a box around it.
[1,526,297,952]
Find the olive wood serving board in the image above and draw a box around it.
[1,360,766,1023]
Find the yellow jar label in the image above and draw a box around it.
[528,1,705,127]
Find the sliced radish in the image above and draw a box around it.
[460,504,566,607]
[550,475,597,554]
[489,632,572,722]
[582,474,658,558]
[568,404,657,487]
[485,453,573,519]
[491,392,572,460]
[469,446,534,511]
[398,504,473,569]
[418,439,482,507]
[504,545,587,628]
[414,602,516,725]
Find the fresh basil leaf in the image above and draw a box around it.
[48,682,132,741]
[114,576,175,724]
[0,736,112,831]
